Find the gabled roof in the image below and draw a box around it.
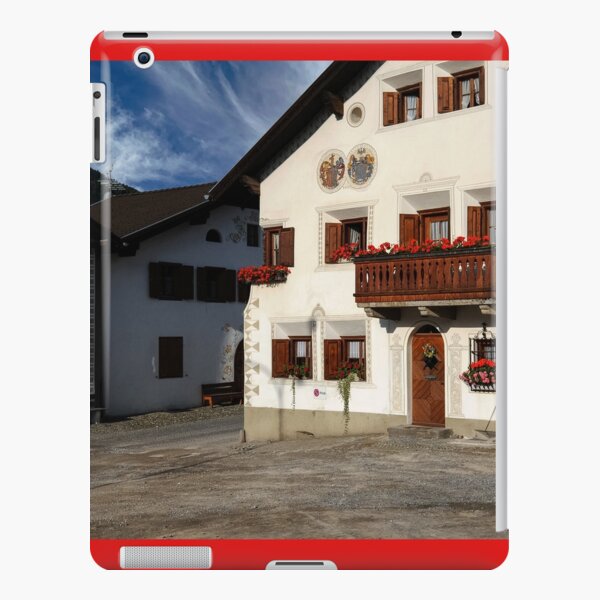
[213,60,382,205]
[90,181,215,242]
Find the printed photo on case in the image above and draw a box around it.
[90,35,507,567]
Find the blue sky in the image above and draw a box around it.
[91,60,329,191]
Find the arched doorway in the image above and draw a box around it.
[411,324,445,427]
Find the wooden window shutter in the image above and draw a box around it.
[437,77,455,113]
[399,214,421,244]
[417,82,423,118]
[325,222,343,263]
[149,262,161,298]
[477,66,485,105]
[217,269,237,302]
[467,206,483,237]
[279,227,295,267]
[324,339,343,380]
[196,267,208,301]
[382,91,399,126]
[272,339,290,378]
[158,337,183,378]
[262,230,269,265]
[174,265,194,300]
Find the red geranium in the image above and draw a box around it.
[237,265,291,285]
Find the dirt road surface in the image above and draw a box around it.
[91,407,501,539]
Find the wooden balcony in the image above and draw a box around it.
[353,248,495,307]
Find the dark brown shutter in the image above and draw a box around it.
[437,77,455,113]
[262,230,269,265]
[417,82,423,118]
[196,267,208,301]
[149,262,161,298]
[272,339,290,378]
[325,222,343,263]
[279,227,295,267]
[399,214,421,244]
[467,206,483,237]
[324,339,343,380]
[237,278,250,303]
[158,337,183,378]
[217,269,237,302]
[174,265,194,300]
[477,66,485,105]
[382,91,399,126]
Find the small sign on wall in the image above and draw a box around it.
[313,388,327,398]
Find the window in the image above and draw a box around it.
[324,336,366,380]
[196,267,236,302]
[237,276,251,303]
[467,202,496,241]
[246,223,259,247]
[158,337,183,378]
[263,227,294,267]
[468,326,496,393]
[399,209,450,244]
[437,66,485,114]
[325,217,367,263]
[271,337,312,379]
[148,262,194,300]
[382,81,422,126]
[206,229,222,243]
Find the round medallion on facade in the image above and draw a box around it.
[317,149,346,193]
[347,102,365,127]
[347,143,377,188]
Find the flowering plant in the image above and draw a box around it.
[329,236,492,262]
[329,242,359,263]
[459,358,496,389]
[237,265,290,285]
[337,361,365,381]
[286,363,310,379]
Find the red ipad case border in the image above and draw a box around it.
[90,32,508,570]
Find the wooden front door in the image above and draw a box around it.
[411,332,445,427]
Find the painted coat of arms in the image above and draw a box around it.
[318,150,346,192]
[347,144,377,187]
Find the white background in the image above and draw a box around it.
[1,1,598,597]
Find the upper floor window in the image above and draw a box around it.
[399,208,450,245]
[325,217,367,263]
[246,223,259,247]
[438,66,485,114]
[148,262,194,301]
[263,227,295,267]
[383,82,422,126]
[467,201,496,242]
[206,229,222,243]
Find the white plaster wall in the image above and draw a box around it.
[108,204,261,416]
[249,60,500,424]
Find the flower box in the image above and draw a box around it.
[459,358,496,393]
[237,265,291,286]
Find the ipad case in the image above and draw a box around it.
[90,31,508,570]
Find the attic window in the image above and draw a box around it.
[347,103,365,127]
[206,229,222,243]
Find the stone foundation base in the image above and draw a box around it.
[244,407,495,441]
[244,406,407,441]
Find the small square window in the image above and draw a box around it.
[247,223,259,247]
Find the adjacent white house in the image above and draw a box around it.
[90,182,261,418]
[210,60,504,440]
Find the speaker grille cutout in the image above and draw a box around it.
[119,546,212,569]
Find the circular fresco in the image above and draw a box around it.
[317,149,346,193]
[347,143,377,188]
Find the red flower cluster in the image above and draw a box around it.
[286,363,310,378]
[337,361,366,381]
[460,358,496,388]
[329,236,491,262]
[329,242,359,262]
[237,265,290,285]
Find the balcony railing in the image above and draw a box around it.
[354,248,494,305]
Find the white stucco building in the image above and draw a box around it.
[210,60,503,440]
[91,182,261,418]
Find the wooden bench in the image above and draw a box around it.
[201,383,243,408]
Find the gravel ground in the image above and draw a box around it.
[91,404,242,434]
[91,412,501,539]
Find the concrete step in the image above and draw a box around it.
[387,425,454,440]
[474,429,496,441]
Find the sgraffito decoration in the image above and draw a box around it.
[317,149,346,192]
[347,143,377,188]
